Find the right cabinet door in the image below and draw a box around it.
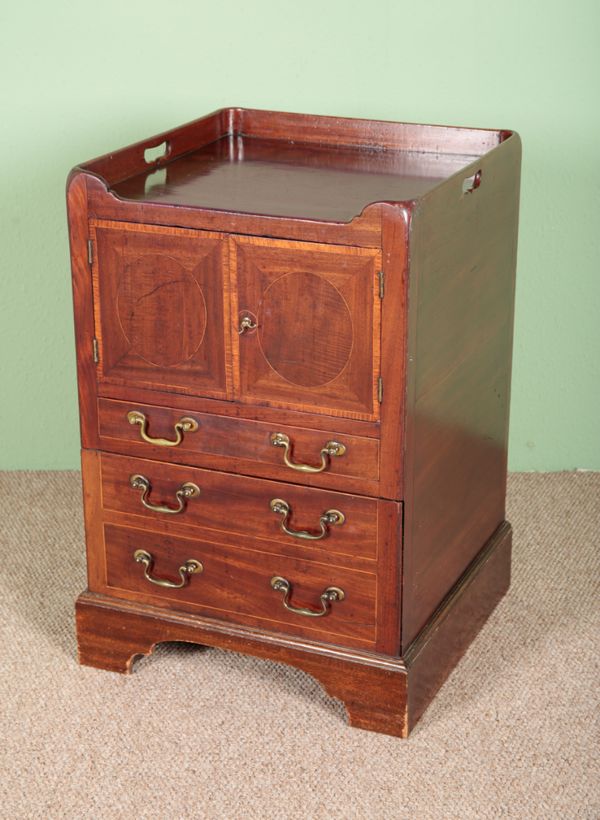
[232,236,381,421]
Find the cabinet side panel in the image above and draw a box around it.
[402,135,521,649]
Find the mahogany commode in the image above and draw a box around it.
[68,107,520,737]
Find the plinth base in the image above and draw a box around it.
[76,522,511,737]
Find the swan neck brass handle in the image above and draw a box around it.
[129,474,201,515]
[127,410,198,447]
[238,315,258,334]
[269,498,345,540]
[270,432,346,473]
[134,549,203,588]
[270,576,345,618]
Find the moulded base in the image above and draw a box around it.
[75,521,511,738]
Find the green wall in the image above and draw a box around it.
[1,0,598,470]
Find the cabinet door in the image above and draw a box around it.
[232,236,381,420]
[91,221,231,399]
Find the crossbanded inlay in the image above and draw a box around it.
[116,254,207,368]
[258,271,353,388]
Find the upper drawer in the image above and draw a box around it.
[97,397,380,496]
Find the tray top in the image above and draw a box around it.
[109,134,484,223]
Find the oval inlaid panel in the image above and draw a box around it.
[117,254,206,367]
[258,272,353,388]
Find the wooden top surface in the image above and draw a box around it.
[110,134,482,222]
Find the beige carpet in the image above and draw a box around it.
[0,471,598,819]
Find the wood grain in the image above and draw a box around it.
[66,172,98,449]
[80,106,505,188]
[76,590,409,735]
[91,220,232,400]
[78,109,508,248]
[74,107,230,187]
[98,451,381,564]
[80,449,105,589]
[374,498,402,654]
[405,521,511,732]
[96,384,380,436]
[378,204,410,500]
[401,137,521,648]
[70,109,520,737]
[75,516,511,737]
[235,108,507,156]
[231,235,381,421]
[99,522,378,648]
[89,174,383,248]
[111,133,482,223]
[97,397,380,496]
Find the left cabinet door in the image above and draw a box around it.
[90,221,232,399]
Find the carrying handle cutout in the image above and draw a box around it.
[144,140,170,164]
[462,169,482,194]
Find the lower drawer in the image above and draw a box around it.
[97,522,377,648]
[99,451,381,564]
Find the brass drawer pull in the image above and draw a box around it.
[270,432,346,473]
[127,410,198,447]
[129,474,201,515]
[134,549,203,588]
[269,498,345,540]
[270,575,345,618]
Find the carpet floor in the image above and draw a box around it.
[0,471,598,819]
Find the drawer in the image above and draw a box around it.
[99,452,381,564]
[95,522,377,649]
[97,397,380,495]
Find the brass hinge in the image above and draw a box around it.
[92,338,99,364]
[87,239,93,267]
[378,376,383,403]
[378,270,385,299]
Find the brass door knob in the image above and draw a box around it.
[238,314,258,334]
